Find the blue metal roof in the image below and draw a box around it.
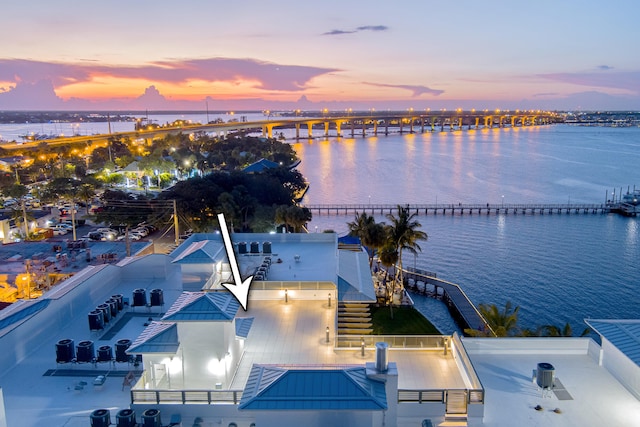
[171,240,224,264]
[235,317,254,338]
[162,291,239,322]
[127,322,179,354]
[337,250,377,302]
[239,365,387,411]
[242,158,279,173]
[585,319,640,367]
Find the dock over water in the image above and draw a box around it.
[303,203,619,216]
[402,269,494,336]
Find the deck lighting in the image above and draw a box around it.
[328,293,331,307]
[326,326,330,343]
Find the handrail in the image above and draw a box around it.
[399,268,495,336]
[131,389,244,405]
[397,388,484,404]
[336,334,446,349]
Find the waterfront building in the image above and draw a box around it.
[0,233,638,427]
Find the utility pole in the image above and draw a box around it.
[173,199,179,246]
[70,200,77,241]
[21,199,29,240]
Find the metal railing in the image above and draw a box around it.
[131,389,243,405]
[397,388,484,404]
[336,334,446,349]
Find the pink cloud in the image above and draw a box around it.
[0,58,339,92]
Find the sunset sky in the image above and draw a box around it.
[1,0,639,111]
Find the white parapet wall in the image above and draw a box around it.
[462,337,595,356]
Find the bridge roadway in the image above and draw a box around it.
[303,203,609,216]
[1,111,557,151]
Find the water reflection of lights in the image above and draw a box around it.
[625,220,638,247]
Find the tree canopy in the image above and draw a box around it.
[160,167,308,232]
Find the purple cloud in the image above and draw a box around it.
[538,70,640,94]
[323,29,356,35]
[323,25,388,36]
[0,58,339,92]
[364,82,444,97]
[356,25,388,32]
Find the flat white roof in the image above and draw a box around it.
[230,299,466,391]
[2,238,640,427]
[464,338,640,427]
[174,233,339,283]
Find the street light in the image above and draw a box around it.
[502,195,504,207]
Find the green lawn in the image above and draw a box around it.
[370,305,442,335]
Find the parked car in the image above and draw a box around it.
[86,231,105,241]
[96,228,118,240]
[132,227,149,237]
[49,224,71,232]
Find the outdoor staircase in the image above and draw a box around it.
[337,302,373,335]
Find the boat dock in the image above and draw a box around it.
[402,268,495,336]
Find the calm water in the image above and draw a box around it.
[1,116,638,334]
[294,125,640,334]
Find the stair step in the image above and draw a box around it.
[338,307,370,313]
[339,317,372,323]
[339,303,371,308]
[338,323,373,328]
[338,328,373,335]
[338,312,370,318]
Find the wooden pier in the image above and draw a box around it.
[303,203,610,216]
[402,268,494,336]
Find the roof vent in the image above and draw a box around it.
[375,342,388,372]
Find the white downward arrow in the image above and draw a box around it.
[217,213,253,310]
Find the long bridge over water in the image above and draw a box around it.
[1,110,559,151]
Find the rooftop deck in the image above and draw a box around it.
[230,299,465,391]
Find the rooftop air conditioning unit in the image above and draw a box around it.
[536,362,555,389]
[141,408,161,427]
[90,409,111,427]
[116,408,136,427]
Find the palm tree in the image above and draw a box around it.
[347,212,387,268]
[470,301,520,337]
[4,184,30,239]
[10,207,34,239]
[377,243,398,307]
[540,322,590,337]
[385,205,428,296]
[77,183,97,215]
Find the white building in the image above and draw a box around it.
[0,233,638,427]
